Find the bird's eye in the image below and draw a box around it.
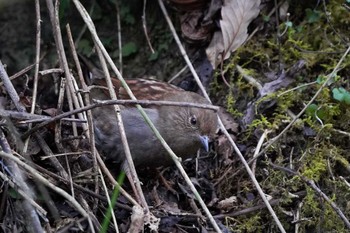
[189,115,197,126]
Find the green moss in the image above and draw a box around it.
[217,0,350,231]
[226,214,263,233]
[226,90,243,117]
[300,142,337,182]
[249,115,274,131]
[300,187,345,232]
[275,91,297,112]
[302,156,327,182]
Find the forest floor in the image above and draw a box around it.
[1,0,350,232]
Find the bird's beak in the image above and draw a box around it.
[199,135,209,152]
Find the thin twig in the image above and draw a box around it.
[168,65,188,84]
[257,45,350,159]
[75,1,95,46]
[35,133,70,180]
[4,62,36,83]
[72,1,220,230]
[77,4,148,216]
[0,170,47,217]
[23,0,42,154]
[22,99,218,138]
[269,162,350,229]
[0,150,93,228]
[114,0,123,75]
[67,23,102,213]
[0,60,44,232]
[158,1,225,232]
[214,191,306,219]
[0,109,71,121]
[96,46,139,227]
[99,168,119,233]
[251,130,269,175]
[45,0,96,230]
[0,129,43,233]
[38,68,63,76]
[158,1,285,232]
[32,160,132,211]
[142,0,155,53]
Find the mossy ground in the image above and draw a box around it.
[215,1,350,231]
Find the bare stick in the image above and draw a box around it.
[0,150,94,229]
[270,163,350,229]
[0,60,44,232]
[72,1,220,230]
[157,1,285,232]
[22,99,218,138]
[45,0,95,230]
[30,0,41,117]
[0,170,47,217]
[94,46,148,226]
[142,0,155,53]
[260,45,350,155]
[0,129,44,233]
[114,1,123,75]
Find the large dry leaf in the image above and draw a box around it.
[206,0,261,68]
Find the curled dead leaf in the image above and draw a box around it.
[206,0,261,68]
[217,196,237,212]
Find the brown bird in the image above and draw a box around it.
[82,57,218,168]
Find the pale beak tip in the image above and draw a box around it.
[199,135,209,152]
